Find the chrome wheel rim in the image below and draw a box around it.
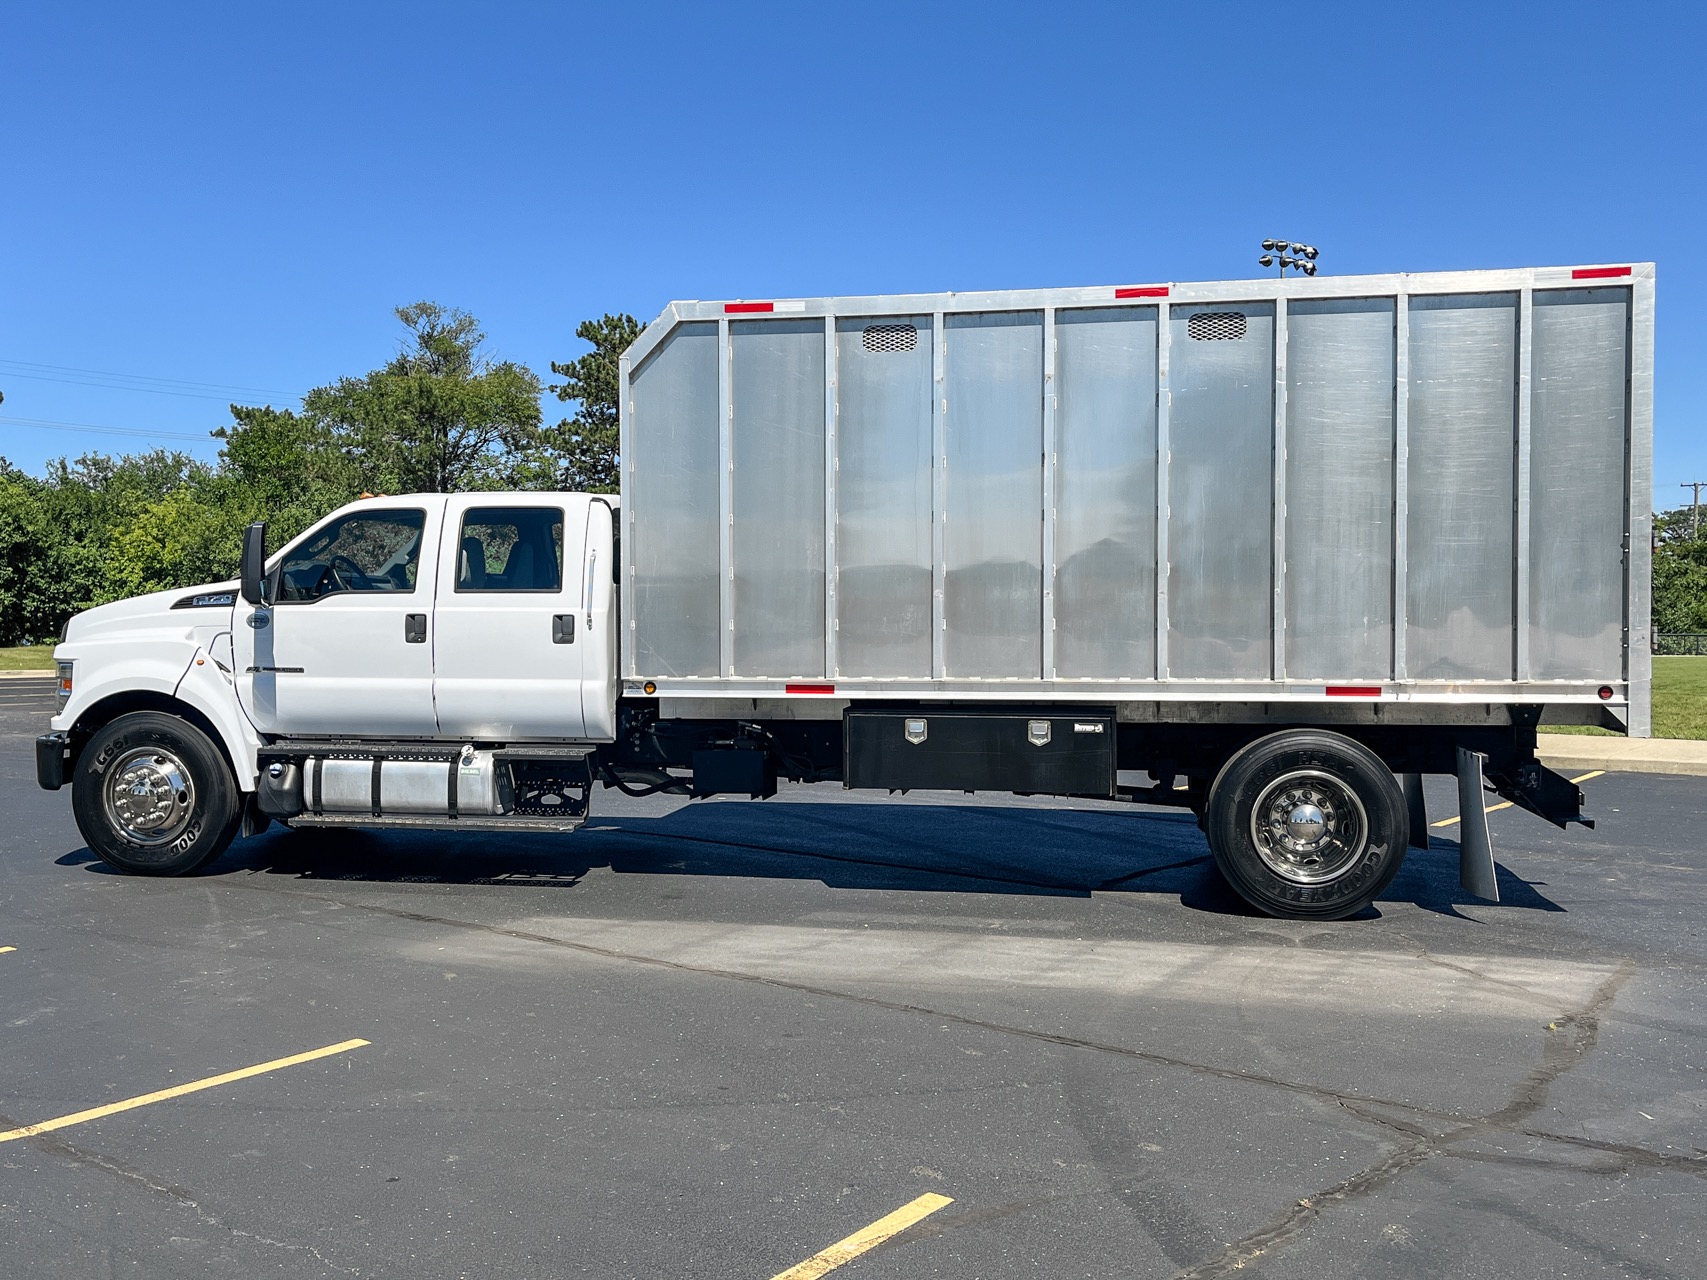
[102,748,196,846]
[1250,769,1367,885]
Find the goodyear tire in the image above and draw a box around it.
[1206,730,1409,921]
[71,712,242,876]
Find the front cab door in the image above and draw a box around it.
[236,500,444,737]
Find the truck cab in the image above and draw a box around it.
[40,492,617,877]
[231,492,615,743]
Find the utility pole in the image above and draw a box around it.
[1684,481,1707,540]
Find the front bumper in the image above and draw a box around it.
[36,732,69,791]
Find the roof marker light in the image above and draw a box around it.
[1571,266,1632,280]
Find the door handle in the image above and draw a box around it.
[405,613,427,643]
[552,614,575,644]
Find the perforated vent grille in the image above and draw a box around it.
[1186,312,1248,341]
[862,323,918,353]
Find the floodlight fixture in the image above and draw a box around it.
[1256,238,1323,276]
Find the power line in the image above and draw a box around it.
[0,415,215,443]
[0,371,286,403]
[0,372,279,403]
[0,358,301,401]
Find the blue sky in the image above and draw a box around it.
[3,1,1703,506]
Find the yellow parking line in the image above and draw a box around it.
[770,1192,954,1279]
[0,947,15,954]
[0,1038,370,1144]
[1431,770,1605,829]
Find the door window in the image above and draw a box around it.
[456,507,564,593]
[276,509,427,602]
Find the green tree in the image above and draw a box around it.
[106,484,247,600]
[304,302,543,493]
[1653,506,1707,635]
[0,463,56,642]
[213,404,362,547]
[541,312,640,492]
[1,450,216,631]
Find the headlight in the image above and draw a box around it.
[56,660,73,707]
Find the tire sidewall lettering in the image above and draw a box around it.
[1212,734,1407,919]
[73,712,237,876]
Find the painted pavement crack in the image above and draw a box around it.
[1166,959,1655,1280]
[3,1122,361,1274]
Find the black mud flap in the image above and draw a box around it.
[1399,773,1430,850]
[36,732,69,791]
[1456,749,1499,902]
[1486,759,1596,831]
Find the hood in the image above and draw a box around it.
[61,580,240,645]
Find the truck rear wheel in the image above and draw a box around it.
[71,712,242,876]
[1206,730,1408,921]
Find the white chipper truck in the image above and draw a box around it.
[39,263,1654,920]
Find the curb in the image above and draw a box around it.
[1536,733,1707,778]
[0,669,55,680]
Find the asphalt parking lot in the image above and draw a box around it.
[2,673,1704,1278]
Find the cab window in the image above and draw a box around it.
[275,509,426,602]
[456,506,564,592]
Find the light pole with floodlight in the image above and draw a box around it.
[1259,239,1319,277]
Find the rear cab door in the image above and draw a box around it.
[431,494,589,740]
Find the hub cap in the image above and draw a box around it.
[102,748,196,846]
[1250,770,1367,885]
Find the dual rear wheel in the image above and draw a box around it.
[1205,730,1410,920]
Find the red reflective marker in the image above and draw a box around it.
[725,302,774,313]
[1570,267,1632,280]
[785,683,836,695]
[1114,286,1169,299]
[1326,686,1382,697]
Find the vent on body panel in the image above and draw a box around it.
[1186,312,1248,341]
[861,323,918,352]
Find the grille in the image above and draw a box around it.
[862,323,918,353]
[1186,312,1248,341]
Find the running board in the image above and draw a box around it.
[286,813,585,834]
[1455,748,1499,903]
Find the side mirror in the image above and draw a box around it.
[240,522,270,605]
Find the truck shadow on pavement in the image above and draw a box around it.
[57,796,1568,919]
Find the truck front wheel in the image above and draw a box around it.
[1206,730,1408,921]
[71,711,242,876]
